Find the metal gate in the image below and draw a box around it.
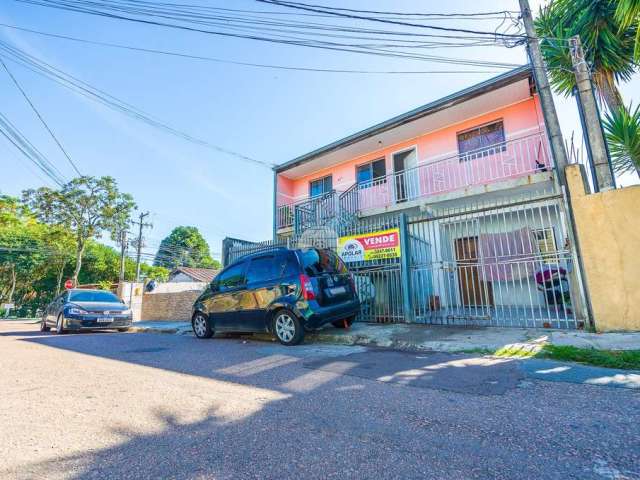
[223,191,586,329]
[407,192,586,329]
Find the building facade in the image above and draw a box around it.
[253,65,586,328]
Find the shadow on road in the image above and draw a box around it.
[4,328,639,479]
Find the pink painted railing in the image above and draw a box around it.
[277,132,552,229]
[343,132,552,213]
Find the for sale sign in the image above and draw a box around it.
[337,228,401,263]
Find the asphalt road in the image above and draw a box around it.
[1,322,639,480]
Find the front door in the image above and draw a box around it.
[454,237,493,307]
[393,148,417,203]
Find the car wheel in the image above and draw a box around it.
[40,318,50,332]
[55,314,66,335]
[272,309,304,346]
[192,312,213,339]
[332,316,355,329]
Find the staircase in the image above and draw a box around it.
[291,188,359,245]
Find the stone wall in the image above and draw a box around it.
[141,288,204,322]
[566,164,640,332]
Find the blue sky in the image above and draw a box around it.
[1,0,638,262]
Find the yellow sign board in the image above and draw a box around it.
[337,228,401,263]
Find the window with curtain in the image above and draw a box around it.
[356,158,386,188]
[309,175,332,198]
[457,120,506,161]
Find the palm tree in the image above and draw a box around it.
[604,103,640,174]
[615,0,640,61]
[536,0,636,112]
[536,0,639,176]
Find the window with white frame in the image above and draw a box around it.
[309,175,333,198]
[356,158,386,188]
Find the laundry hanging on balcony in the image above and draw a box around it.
[478,227,539,281]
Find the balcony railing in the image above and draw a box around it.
[276,190,338,231]
[340,132,552,214]
[277,132,552,230]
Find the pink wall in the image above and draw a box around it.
[277,96,546,206]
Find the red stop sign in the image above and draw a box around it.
[64,279,74,290]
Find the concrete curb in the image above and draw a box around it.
[127,325,193,335]
[124,322,640,354]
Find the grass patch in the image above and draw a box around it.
[466,343,640,370]
[539,345,640,370]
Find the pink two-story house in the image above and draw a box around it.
[266,65,582,328]
[274,65,553,236]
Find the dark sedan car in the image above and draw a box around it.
[192,247,360,345]
[41,289,133,334]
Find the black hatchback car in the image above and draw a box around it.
[41,289,133,334]
[192,247,360,345]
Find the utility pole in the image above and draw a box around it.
[519,0,569,187]
[132,211,152,282]
[569,35,615,191]
[118,229,128,283]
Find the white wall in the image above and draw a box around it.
[151,281,207,294]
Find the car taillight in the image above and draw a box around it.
[299,274,316,301]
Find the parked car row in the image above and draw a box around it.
[40,247,361,346]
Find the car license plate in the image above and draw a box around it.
[327,286,346,296]
[98,317,114,323]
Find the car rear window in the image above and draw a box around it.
[69,291,121,303]
[299,248,347,276]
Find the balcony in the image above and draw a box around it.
[276,132,553,231]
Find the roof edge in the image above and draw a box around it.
[274,64,532,174]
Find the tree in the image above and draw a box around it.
[0,196,49,308]
[22,176,136,284]
[615,0,640,61]
[153,226,220,270]
[536,0,640,176]
[604,103,640,174]
[536,0,637,113]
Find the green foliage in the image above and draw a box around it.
[604,103,640,174]
[541,345,640,370]
[615,0,640,61]
[0,192,173,313]
[139,263,170,282]
[154,226,220,270]
[535,0,637,110]
[22,176,136,283]
[97,280,113,291]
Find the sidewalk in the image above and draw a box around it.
[128,321,640,352]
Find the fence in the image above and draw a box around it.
[407,192,585,329]
[224,188,586,329]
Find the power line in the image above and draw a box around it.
[10,1,523,67]
[255,0,527,40]
[0,41,277,169]
[0,110,67,186]
[0,57,82,176]
[0,24,504,75]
